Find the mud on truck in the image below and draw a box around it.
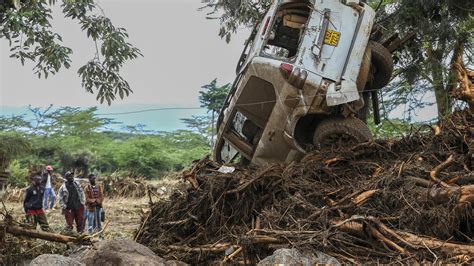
[214,0,401,166]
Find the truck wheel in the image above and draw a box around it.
[369,41,393,90]
[356,47,372,92]
[313,116,373,148]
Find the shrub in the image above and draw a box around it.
[7,160,29,187]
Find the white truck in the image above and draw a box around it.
[214,0,394,165]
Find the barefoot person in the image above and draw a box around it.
[23,174,50,231]
[58,171,86,233]
[85,174,104,233]
[42,165,56,211]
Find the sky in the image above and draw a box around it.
[0,0,249,109]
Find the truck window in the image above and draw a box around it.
[263,2,311,59]
[230,112,262,145]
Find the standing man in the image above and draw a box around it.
[42,165,56,211]
[85,174,104,233]
[58,171,86,233]
[24,174,50,231]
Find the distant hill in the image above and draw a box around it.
[0,104,208,132]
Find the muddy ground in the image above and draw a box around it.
[4,196,148,239]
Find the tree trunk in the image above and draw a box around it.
[0,221,77,244]
[210,111,215,147]
[337,219,474,256]
[427,43,452,119]
[450,41,474,110]
[434,85,452,118]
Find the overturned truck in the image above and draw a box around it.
[214,0,399,165]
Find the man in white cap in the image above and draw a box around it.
[42,165,56,211]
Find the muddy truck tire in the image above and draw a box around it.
[313,116,373,148]
[369,41,393,90]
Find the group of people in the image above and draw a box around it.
[23,165,105,234]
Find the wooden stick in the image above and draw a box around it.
[430,155,454,188]
[184,173,199,190]
[352,189,379,206]
[89,220,109,238]
[335,218,474,255]
[367,217,415,249]
[368,225,407,254]
[222,246,243,263]
[248,229,319,235]
[396,231,474,255]
[0,221,77,244]
[246,235,283,244]
[324,157,344,165]
[182,155,210,189]
[134,211,151,241]
[226,166,277,195]
[167,243,239,253]
[147,187,154,205]
[161,218,190,227]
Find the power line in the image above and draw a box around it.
[94,83,462,116]
[96,107,203,116]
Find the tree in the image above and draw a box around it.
[16,106,114,136]
[181,79,230,145]
[181,115,212,142]
[0,132,30,170]
[0,115,31,131]
[45,107,114,136]
[376,0,474,119]
[199,79,230,143]
[0,0,142,104]
[200,0,271,42]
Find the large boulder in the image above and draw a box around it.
[30,254,84,266]
[258,248,340,265]
[80,238,166,266]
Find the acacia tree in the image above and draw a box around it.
[199,79,230,144]
[0,0,142,104]
[182,79,230,145]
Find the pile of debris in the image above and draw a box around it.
[102,176,149,198]
[135,110,474,264]
[1,185,25,202]
[3,175,152,202]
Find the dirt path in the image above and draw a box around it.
[4,197,148,238]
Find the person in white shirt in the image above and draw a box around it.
[42,165,56,210]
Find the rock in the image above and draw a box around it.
[30,254,84,266]
[258,248,340,265]
[80,238,166,266]
[313,251,341,265]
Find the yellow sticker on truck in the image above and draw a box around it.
[324,30,340,46]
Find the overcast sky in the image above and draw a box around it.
[0,0,249,109]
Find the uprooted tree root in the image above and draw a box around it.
[135,110,474,264]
